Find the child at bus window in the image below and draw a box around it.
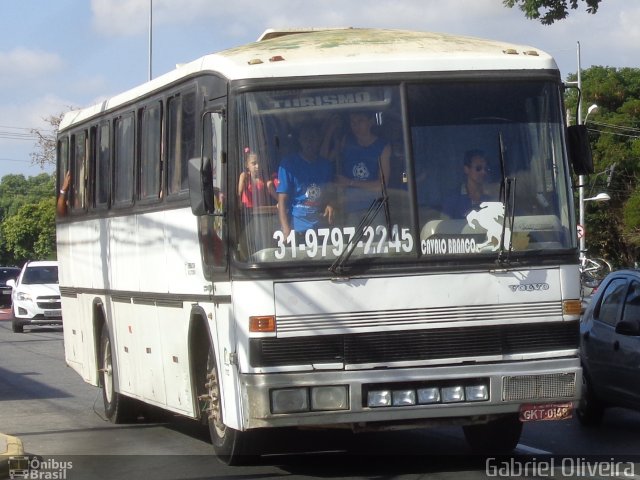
[57,171,71,217]
[276,123,335,238]
[336,111,391,224]
[237,150,277,208]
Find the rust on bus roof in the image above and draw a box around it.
[219,28,545,62]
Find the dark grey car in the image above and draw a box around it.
[0,267,20,308]
[578,269,640,425]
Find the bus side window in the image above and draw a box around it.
[95,122,111,208]
[113,114,135,207]
[139,102,163,201]
[57,137,69,195]
[200,110,227,272]
[167,90,196,196]
[71,130,87,212]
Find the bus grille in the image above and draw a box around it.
[249,321,579,367]
[503,373,577,400]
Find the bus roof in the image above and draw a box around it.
[60,28,557,130]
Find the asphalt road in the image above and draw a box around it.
[2,309,640,479]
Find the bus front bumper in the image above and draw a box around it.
[239,357,581,430]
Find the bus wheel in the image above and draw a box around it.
[100,326,136,423]
[462,413,522,454]
[203,346,256,465]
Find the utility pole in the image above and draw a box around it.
[576,41,586,262]
[148,0,153,82]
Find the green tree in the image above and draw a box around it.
[0,111,64,265]
[565,66,640,266]
[1,198,56,264]
[0,173,55,218]
[0,173,56,264]
[503,0,602,24]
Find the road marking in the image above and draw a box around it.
[514,443,552,455]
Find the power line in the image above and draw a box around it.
[0,125,40,141]
[589,122,640,138]
[0,124,33,130]
[589,120,640,134]
[0,131,38,141]
[0,124,54,132]
[587,127,640,139]
[0,157,32,163]
[0,124,55,142]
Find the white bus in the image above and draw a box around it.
[56,28,592,463]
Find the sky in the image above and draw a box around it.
[1,0,638,180]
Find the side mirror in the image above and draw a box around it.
[6,279,15,288]
[188,157,214,215]
[567,125,594,175]
[615,319,640,336]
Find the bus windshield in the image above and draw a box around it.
[234,81,572,266]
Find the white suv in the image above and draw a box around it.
[8,260,62,333]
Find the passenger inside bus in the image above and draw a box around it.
[276,122,335,239]
[237,150,277,208]
[320,113,347,164]
[335,111,391,225]
[442,149,495,219]
[56,170,71,217]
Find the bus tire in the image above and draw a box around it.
[100,325,136,423]
[203,345,257,465]
[462,413,522,454]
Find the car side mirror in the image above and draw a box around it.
[6,279,16,288]
[615,319,640,336]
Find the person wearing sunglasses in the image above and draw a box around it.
[442,149,493,219]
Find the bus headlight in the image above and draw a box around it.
[367,390,392,407]
[441,386,465,403]
[392,389,416,406]
[271,386,350,413]
[465,385,489,401]
[310,386,349,411]
[417,387,440,404]
[271,388,308,414]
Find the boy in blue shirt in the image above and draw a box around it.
[277,123,335,238]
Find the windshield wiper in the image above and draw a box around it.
[497,132,516,266]
[329,158,390,276]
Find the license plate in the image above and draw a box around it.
[44,310,61,318]
[1,291,9,295]
[519,402,573,422]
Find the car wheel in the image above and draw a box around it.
[463,413,523,454]
[202,345,257,465]
[99,325,137,423]
[576,374,604,427]
[11,319,24,333]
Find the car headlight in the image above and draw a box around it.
[16,291,32,302]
